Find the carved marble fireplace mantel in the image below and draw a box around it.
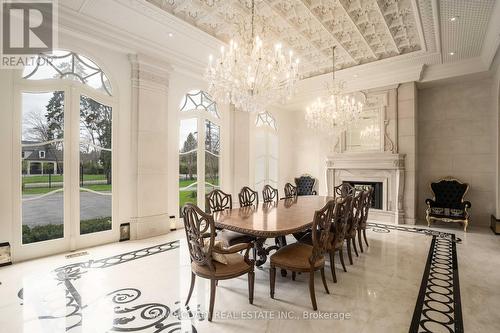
[326,152,406,224]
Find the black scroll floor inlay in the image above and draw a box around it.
[16,224,463,332]
[17,240,205,332]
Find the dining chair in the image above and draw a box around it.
[238,186,259,207]
[298,195,352,282]
[334,183,356,198]
[358,187,373,253]
[262,184,279,203]
[183,203,255,322]
[284,183,297,198]
[344,190,365,265]
[269,198,347,310]
[206,189,255,247]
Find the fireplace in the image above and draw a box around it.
[342,181,383,209]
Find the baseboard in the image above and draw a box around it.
[490,215,500,235]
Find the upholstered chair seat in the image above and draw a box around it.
[218,230,255,247]
[425,177,471,231]
[192,251,253,280]
[270,243,325,271]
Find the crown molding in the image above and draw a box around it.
[421,56,488,82]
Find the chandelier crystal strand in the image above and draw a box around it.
[305,46,364,134]
[205,0,299,113]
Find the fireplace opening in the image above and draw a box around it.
[342,181,383,209]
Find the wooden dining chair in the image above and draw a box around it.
[183,203,255,322]
[298,196,352,283]
[334,183,356,198]
[238,186,259,207]
[358,187,373,253]
[205,189,232,213]
[344,191,365,265]
[284,183,297,198]
[269,198,344,310]
[206,189,255,247]
[262,184,279,203]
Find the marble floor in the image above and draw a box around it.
[0,222,499,333]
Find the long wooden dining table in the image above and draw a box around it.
[213,195,335,274]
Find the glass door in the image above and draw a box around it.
[17,91,70,258]
[74,93,116,249]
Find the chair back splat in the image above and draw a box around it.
[205,189,232,213]
[284,182,297,198]
[262,185,279,203]
[239,186,259,207]
[182,203,215,270]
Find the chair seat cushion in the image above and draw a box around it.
[270,243,324,271]
[191,253,252,279]
[217,230,255,247]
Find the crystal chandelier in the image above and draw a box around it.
[205,0,300,113]
[305,47,365,133]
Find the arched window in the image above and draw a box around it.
[179,90,221,213]
[17,50,116,258]
[254,111,278,192]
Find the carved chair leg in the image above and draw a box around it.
[248,271,255,305]
[464,220,468,232]
[208,279,217,322]
[308,270,318,311]
[185,272,196,306]
[339,249,347,272]
[346,239,353,265]
[292,271,296,281]
[329,251,337,283]
[363,229,369,247]
[270,265,276,299]
[358,229,364,253]
[352,236,359,257]
[320,267,329,294]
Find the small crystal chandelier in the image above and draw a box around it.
[205,0,300,113]
[305,47,365,133]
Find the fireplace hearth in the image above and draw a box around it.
[343,181,383,209]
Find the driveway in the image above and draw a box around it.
[22,192,112,227]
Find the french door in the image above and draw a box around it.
[13,83,118,261]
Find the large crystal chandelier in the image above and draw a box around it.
[205,0,299,113]
[305,47,365,133]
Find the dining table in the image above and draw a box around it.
[213,195,335,275]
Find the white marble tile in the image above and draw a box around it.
[0,224,499,332]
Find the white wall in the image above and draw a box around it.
[417,78,496,227]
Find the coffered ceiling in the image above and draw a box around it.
[147,0,425,78]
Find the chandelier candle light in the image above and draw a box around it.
[205,0,300,113]
[305,46,365,133]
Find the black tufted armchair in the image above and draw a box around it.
[294,175,318,196]
[425,177,471,232]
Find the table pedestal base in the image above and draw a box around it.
[255,236,288,277]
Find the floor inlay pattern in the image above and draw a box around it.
[367,223,463,333]
[6,224,463,332]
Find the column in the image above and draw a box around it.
[129,54,172,239]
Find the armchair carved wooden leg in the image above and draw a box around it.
[339,249,347,272]
[248,271,255,304]
[363,229,369,247]
[464,219,468,232]
[329,251,337,283]
[352,236,359,257]
[308,269,317,311]
[292,271,296,281]
[185,272,196,306]
[270,265,276,298]
[320,268,329,294]
[208,279,217,322]
[346,239,353,265]
[358,229,364,253]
